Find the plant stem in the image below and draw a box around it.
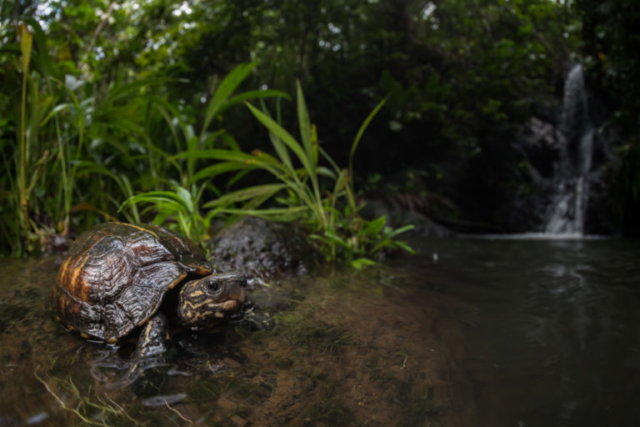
[19,24,31,242]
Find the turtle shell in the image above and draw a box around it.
[53,223,213,342]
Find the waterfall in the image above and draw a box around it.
[544,64,594,235]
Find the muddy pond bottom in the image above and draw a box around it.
[0,253,467,427]
[1,237,639,426]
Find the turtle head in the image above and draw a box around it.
[177,272,247,327]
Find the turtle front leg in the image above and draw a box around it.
[107,313,170,392]
[133,313,169,359]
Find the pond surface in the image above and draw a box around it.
[1,237,639,426]
[403,236,640,427]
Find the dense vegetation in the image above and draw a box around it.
[1,0,639,256]
[575,0,640,230]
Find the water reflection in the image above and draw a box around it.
[406,237,640,426]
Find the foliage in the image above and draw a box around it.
[0,19,167,254]
[118,62,288,245]
[574,0,640,133]
[233,82,415,266]
[1,0,610,254]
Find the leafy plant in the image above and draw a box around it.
[119,62,288,245]
[0,20,171,254]
[120,185,208,243]
[202,82,415,266]
[0,20,72,254]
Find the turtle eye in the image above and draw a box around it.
[207,280,220,292]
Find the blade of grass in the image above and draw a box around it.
[349,97,387,181]
[202,61,257,134]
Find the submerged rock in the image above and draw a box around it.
[209,216,320,284]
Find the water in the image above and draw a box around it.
[0,254,467,426]
[404,237,640,426]
[544,64,596,235]
[1,238,640,426]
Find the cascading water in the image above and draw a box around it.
[544,64,595,235]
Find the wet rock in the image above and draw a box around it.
[515,116,563,178]
[209,216,320,284]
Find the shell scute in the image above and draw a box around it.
[126,231,174,267]
[82,237,137,303]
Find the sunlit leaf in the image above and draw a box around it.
[202,183,287,209]
[296,81,314,166]
[203,61,258,133]
[351,258,377,270]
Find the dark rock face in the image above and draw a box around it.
[516,117,564,179]
[209,217,319,284]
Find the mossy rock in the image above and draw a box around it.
[209,217,319,283]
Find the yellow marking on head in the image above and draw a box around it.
[143,324,152,341]
[180,299,210,312]
[191,290,204,298]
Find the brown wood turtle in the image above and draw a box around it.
[53,223,246,355]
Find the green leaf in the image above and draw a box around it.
[223,89,290,113]
[202,61,258,133]
[323,230,351,249]
[269,131,294,173]
[203,183,287,208]
[245,102,313,179]
[220,133,240,151]
[316,166,337,179]
[201,129,226,149]
[17,23,33,75]
[364,216,387,236]
[296,81,314,166]
[351,258,377,270]
[119,191,189,212]
[387,224,416,238]
[171,149,255,163]
[190,161,250,184]
[349,97,387,178]
[215,206,309,222]
[394,241,416,254]
[173,186,195,214]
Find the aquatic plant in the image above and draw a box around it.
[34,368,140,426]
